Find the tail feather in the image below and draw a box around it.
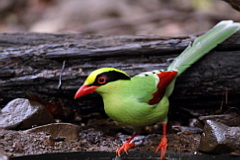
[167,20,240,76]
[165,20,240,97]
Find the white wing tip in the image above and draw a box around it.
[216,20,240,29]
[216,20,233,27]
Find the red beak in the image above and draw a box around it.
[74,85,98,99]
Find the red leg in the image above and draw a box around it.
[155,123,168,160]
[116,132,138,157]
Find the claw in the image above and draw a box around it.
[155,123,168,160]
[116,132,138,157]
[155,135,167,160]
[116,141,135,157]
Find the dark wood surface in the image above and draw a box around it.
[1,32,240,110]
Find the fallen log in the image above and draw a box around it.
[0,32,240,113]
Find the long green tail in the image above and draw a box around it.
[165,20,240,97]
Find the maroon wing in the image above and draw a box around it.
[148,71,177,105]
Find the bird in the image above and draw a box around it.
[74,20,240,159]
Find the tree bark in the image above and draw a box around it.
[222,0,240,12]
[1,32,240,111]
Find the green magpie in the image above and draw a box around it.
[74,20,240,159]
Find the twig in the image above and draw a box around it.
[57,60,66,89]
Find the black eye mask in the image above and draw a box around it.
[91,71,130,86]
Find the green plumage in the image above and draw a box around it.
[76,20,240,130]
[166,20,240,97]
[168,20,240,75]
[75,20,240,158]
[95,20,240,129]
[97,75,169,128]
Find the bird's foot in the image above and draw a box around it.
[116,141,135,157]
[155,135,168,160]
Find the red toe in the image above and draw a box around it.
[155,135,167,160]
[116,141,135,156]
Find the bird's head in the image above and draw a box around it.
[74,68,130,99]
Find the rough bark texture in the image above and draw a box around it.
[223,0,240,11]
[1,32,240,112]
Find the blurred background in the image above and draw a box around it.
[0,0,239,35]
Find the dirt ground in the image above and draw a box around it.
[0,117,201,158]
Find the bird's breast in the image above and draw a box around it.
[102,94,168,127]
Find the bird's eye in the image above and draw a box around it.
[97,76,107,84]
